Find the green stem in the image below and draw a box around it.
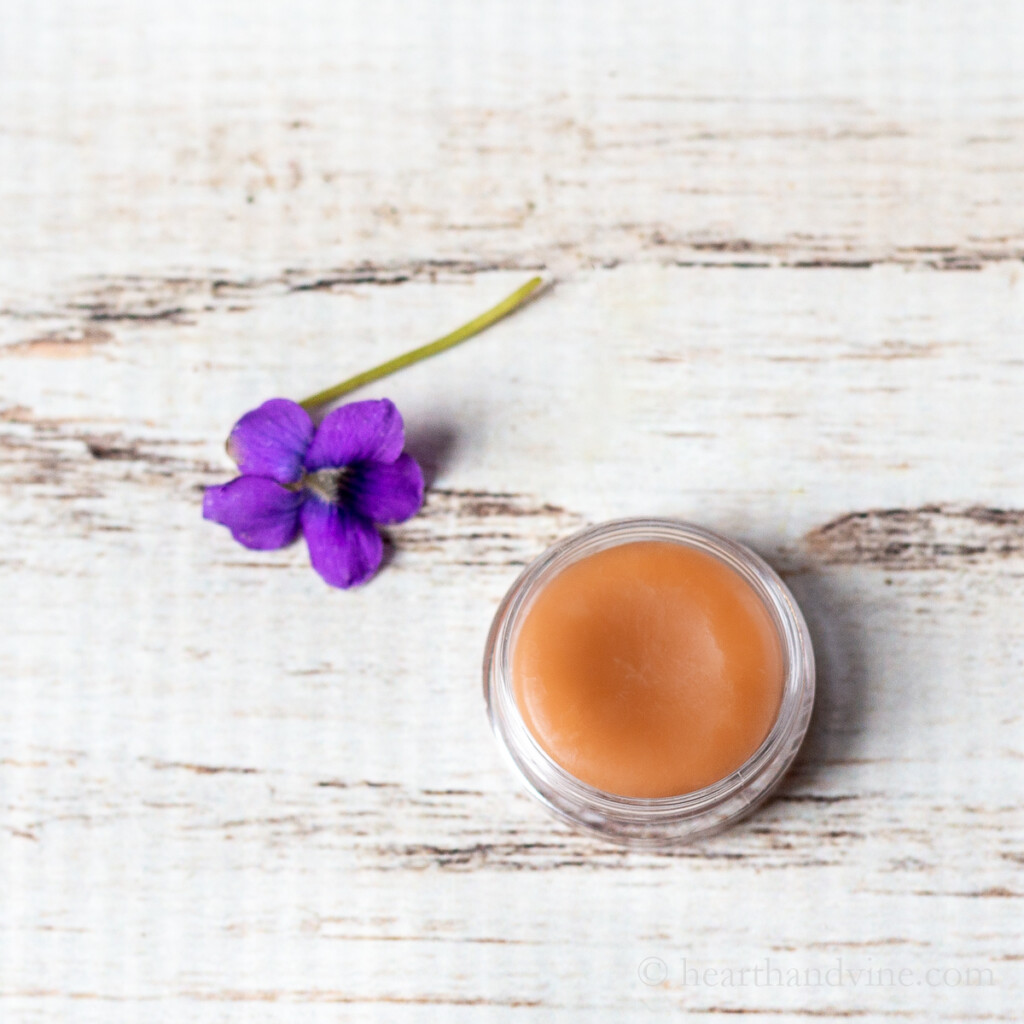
[299,276,545,412]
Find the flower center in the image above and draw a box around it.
[303,467,353,505]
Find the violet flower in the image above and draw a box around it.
[203,398,423,588]
[202,276,544,588]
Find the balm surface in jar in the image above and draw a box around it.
[484,519,815,845]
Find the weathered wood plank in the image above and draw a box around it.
[3,0,1024,306]
[3,268,1022,1021]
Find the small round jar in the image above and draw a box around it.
[483,518,815,846]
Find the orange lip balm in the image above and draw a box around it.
[485,519,815,844]
[512,540,785,798]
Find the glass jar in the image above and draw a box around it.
[483,518,815,846]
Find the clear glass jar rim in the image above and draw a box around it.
[484,517,816,823]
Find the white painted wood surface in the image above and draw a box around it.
[1,1,1022,1020]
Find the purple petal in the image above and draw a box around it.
[226,398,314,484]
[203,476,303,550]
[305,399,405,472]
[347,453,424,525]
[301,498,383,588]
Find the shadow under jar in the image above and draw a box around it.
[483,519,815,847]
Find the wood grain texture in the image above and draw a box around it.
[1,1,1022,1021]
